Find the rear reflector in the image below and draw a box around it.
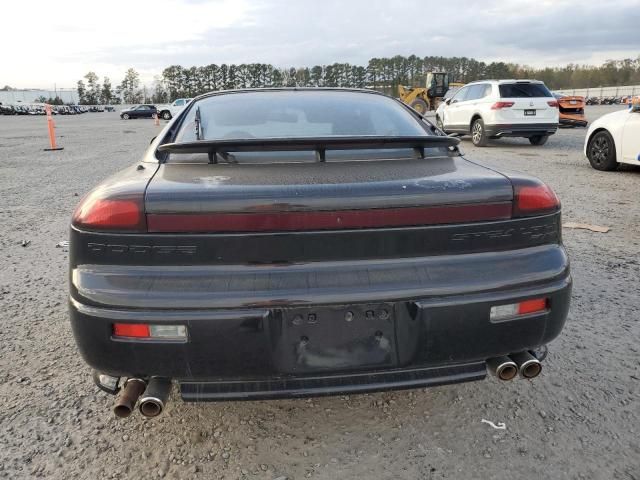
[146,203,513,233]
[113,323,149,338]
[490,298,548,321]
[112,323,187,340]
[517,298,548,315]
[491,102,515,109]
[513,184,559,217]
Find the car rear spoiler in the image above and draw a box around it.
[157,136,460,163]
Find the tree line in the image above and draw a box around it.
[75,55,640,104]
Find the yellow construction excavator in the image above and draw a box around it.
[398,72,464,114]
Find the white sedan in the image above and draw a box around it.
[584,101,640,170]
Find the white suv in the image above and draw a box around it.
[156,98,192,120]
[435,80,559,146]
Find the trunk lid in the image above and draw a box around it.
[558,96,585,113]
[144,156,513,232]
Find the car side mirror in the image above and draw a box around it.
[444,98,451,105]
[451,99,458,104]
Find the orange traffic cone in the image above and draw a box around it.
[44,104,63,151]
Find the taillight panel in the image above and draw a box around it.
[146,203,513,233]
[71,163,155,233]
[513,182,560,217]
[73,191,147,232]
[491,101,515,110]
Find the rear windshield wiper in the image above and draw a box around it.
[157,136,460,164]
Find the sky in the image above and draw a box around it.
[2,0,639,89]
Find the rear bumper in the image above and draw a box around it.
[485,123,558,138]
[180,363,487,401]
[559,117,588,127]
[69,244,571,399]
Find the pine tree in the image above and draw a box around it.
[119,68,142,104]
[101,77,114,104]
[76,80,86,104]
[84,72,100,104]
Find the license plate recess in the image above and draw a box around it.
[273,303,397,373]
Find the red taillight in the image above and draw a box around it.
[547,100,559,108]
[491,101,514,109]
[518,298,548,315]
[73,191,146,231]
[513,184,559,217]
[146,203,513,233]
[113,323,150,338]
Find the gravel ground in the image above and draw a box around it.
[0,105,638,480]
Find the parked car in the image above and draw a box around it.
[156,98,192,120]
[436,79,559,146]
[105,106,116,112]
[28,105,45,115]
[69,88,571,417]
[120,104,158,120]
[0,104,16,115]
[553,93,587,128]
[584,98,640,170]
[14,105,30,115]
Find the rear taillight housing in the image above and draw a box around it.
[513,181,560,217]
[112,323,187,340]
[490,297,548,321]
[547,100,559,108]
[491,101,515,109]
[72,189,146,232]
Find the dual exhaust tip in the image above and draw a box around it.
[488,351,542,381]
[113,377,172,418]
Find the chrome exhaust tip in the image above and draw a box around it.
[510,351,542,379]
[113,378,146,418]
[487,356,518,381]
[139,377,172,418]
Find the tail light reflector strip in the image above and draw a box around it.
[146,203,513,233]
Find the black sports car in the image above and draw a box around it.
[120,104,158,119]
[69,89,571,418]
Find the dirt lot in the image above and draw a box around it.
[0,106,638,480]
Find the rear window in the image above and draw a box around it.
[499,83,552,98]
[166,90,449,163]
[174,91,429,143]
